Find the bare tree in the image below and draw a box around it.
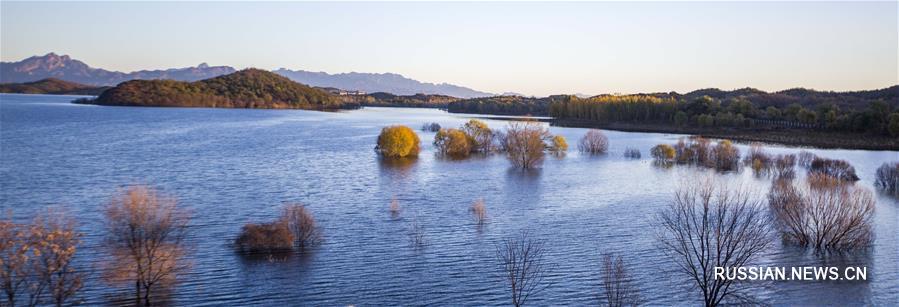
[1,211,84,307]
[1,219,29,306]
[104,186,190,307]
[470,199,487,226]
[656,178,771,307]
[875,162,899,194]
[495,230,552,307]
[599,253,641,307]
[578,130,609,154]
[408,216,427,248]
[768,174,875,251]
[281,204,321,250]
[504,120,551,169]
[30,213,83,307]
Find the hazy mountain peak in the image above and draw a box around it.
[2,53,495,97]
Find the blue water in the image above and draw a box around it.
[1,94,897,306]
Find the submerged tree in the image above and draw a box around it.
[578,130,609,154]
[434,128,472,158]
[462,119,496,152]
[768,174,875,251]
[504,120,551,169]
[549,135,568,155]
[656,178,771,306]
[598,253,641,307]
[496,230,552,307]
[281,204,322,250]
[1,211,83,307]
[376,125,421,158]
[104,186,191,307]
[875,162,899,194]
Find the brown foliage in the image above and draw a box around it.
[235,221,294,254]
[578,130,609,154]
[599,254,641,307]
[281,204,321,250]
[768,174,875,251]
[495,230,552,307]
[470,199,487,225]
[808,158,859,181]
[104,186,190,307]
[504,120,551,169]
[1,212,83,307]
[656,177,771,306]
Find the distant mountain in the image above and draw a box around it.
[1,53,235,86]
[273,69,493,98]
[83,69,345,109]
[0,78,109,95]
[1,53,495,98]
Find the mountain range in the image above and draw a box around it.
[0,53,494,98]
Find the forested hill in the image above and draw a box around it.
[447,95,575,116]
[0,78,109,95]
[82,69,347,109]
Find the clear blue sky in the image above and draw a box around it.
[2,1,896,96]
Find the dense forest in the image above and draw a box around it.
[0,78,109,95]
[445,86,899,149]
[447,95,574,116]
[549,92,899,137]
[334,92,460,108]
[81,69,347,109]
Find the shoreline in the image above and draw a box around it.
[551,119,899,151]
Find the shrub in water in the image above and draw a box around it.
[376,125,421,158]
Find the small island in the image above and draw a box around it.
[0,78,109,95]
[76,69,352,110]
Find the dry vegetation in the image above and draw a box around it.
[768,174,875,251]
[598,254,641,307]
[235,204,321,254]
[1,211,83,307]
[876,162,899,194]
[496,230,552,307]
[408,217,427,248]
[807,157,860,182]
[656,178,771,306]
[104,186,191,307]
[578,130,609,154]
[470,199,487,225]
[234,220,294,254]
[504,121,552,169]
[623,148,641,159]
[389,198,402,219]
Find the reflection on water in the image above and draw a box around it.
[0,94,897,305]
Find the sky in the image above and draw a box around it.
[1,1,896,97]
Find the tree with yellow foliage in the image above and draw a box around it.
[549,135,568,154]
[434,128,472,158]
[376,125,421,158]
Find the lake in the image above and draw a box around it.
[1,93,897,306]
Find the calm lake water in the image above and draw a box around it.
[1,93,897,306]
